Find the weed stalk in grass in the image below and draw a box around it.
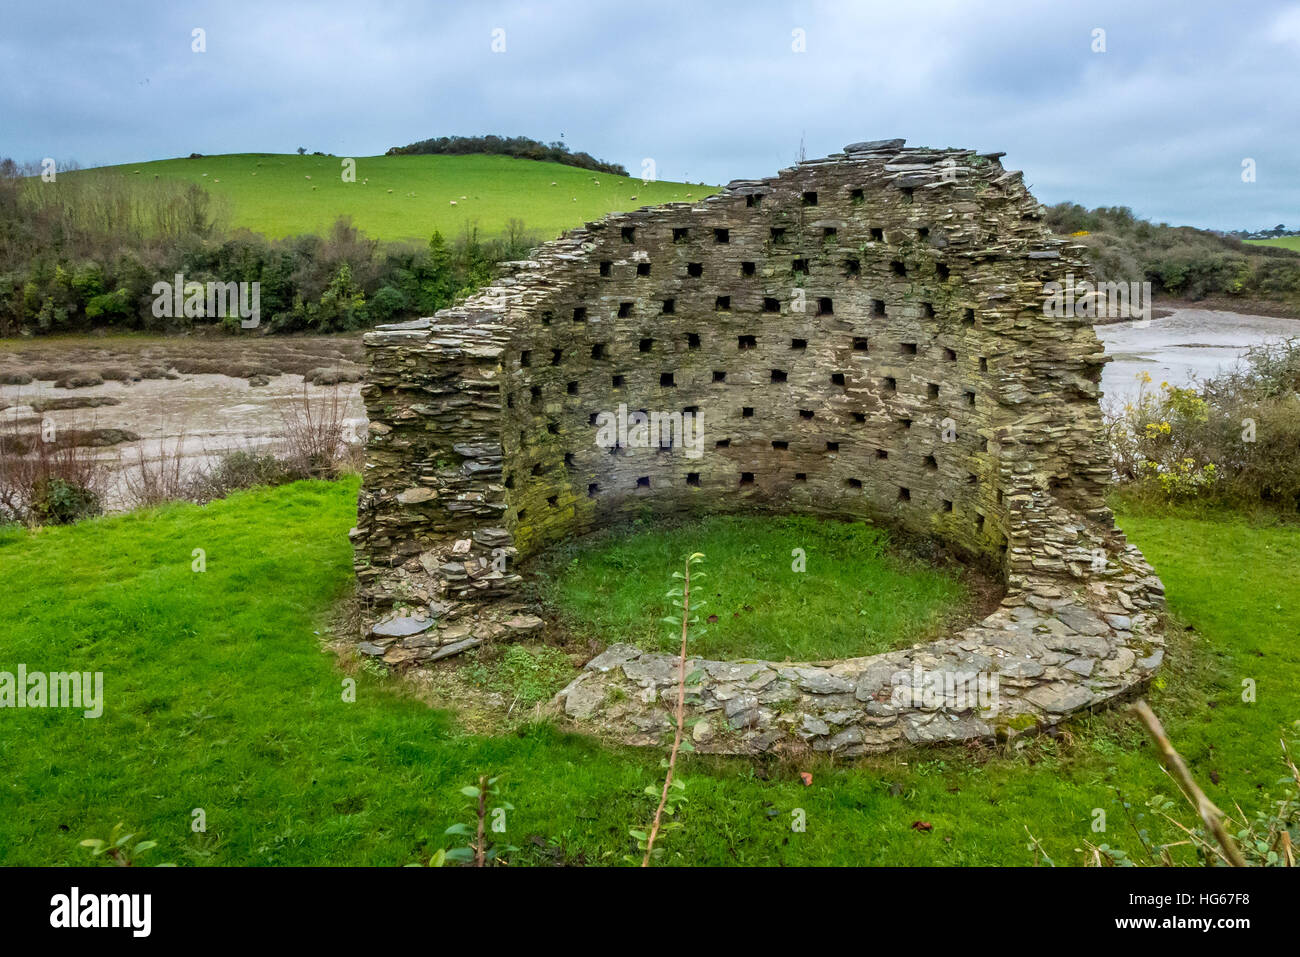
[639,551,706,866]
[1131,699,1246,867]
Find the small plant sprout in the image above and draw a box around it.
[80,823,161,866]
[633,551,707,866]
[442,775,516,867]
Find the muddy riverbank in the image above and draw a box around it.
[0,335,367,510]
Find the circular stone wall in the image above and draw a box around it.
[351,140,1165,755]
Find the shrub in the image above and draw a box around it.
[1107,340,1300,509]
[29,476,101,524]
[191,450,288,502]
[276,387,353,478]
[0,419,106,525]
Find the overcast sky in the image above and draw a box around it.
[2,0,1296,230]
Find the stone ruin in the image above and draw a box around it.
[350,139,1166,755]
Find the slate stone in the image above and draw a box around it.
[370,615,434,639]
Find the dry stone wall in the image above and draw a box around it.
[351,140,1165,754]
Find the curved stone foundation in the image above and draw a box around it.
[351,139,1165,753]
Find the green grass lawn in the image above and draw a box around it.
[72,153,717,242]
[1245,237,1300,252]
[0,482,1295,866]
[534,515,975,661]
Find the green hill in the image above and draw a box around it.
[1247,237,1300,252]
[89,153,718,242]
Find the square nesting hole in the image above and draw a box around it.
[618,301,633,318]
[715,295,731,311]
[771,369,787,383]
[662,298,676,314]
[738,335,757,350]
[660,372,676,387]
[673,227,689,243]
[763,297,780,313]
[741,261,756,276]
[637,262,651,277]
[687,262,703,277]
[621,226,636,243]
[802,190,818,206]
[791,338,807,350]
[714,228,730,244]
[599,261,612,277]
[712,370,727,382]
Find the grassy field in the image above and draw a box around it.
[0,480,1295,866]
[534,514,975,660]
[1245,237,1300,252]
[75,153,718,242]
